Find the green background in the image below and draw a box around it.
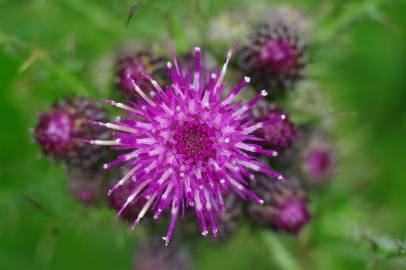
[1,0,406,269]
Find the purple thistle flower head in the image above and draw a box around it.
[89,47,284,245]
[34,97,110,167]
[252,101,296,149]
[247,175,311,234]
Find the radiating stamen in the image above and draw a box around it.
[214,48,233,94]
[86,139,121,146]
[108,165,139,196]
[232,90,268,118]
[222,76,250,106]
[90,121,138,133]
[116,178,152,217]
[131,80,156,107]
[131,193,157,231]
[193,47,201,92]
[101,98,141,114]
[163,195,180,246]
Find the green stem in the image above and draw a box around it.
[260,230,301,270]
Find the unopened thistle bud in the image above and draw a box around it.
[247,176,311,234]
[115,43,167,99]
[34,97,110,168]
[238,12,307,93]
[252,101,296,149]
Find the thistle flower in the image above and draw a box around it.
[134,240,194,270]
[247,175,311,234]
[252,101,296,149]
[115,44,167,99]
[67,168,113,206]
[34,97,110,167]
[238,19,307,92]
[88,47,284,245]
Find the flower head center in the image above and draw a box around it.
[259,39,296,72]
[174,121,215,163]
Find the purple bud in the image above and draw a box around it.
[238,20,307,92]
[115,44,167,99]
[34,97,111,167]
[247,176,311,234]
[253,101,296,149]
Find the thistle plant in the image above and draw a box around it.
[11,0,400,269]
[87,47,285,245]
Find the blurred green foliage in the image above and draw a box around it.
[1,0,406,269]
